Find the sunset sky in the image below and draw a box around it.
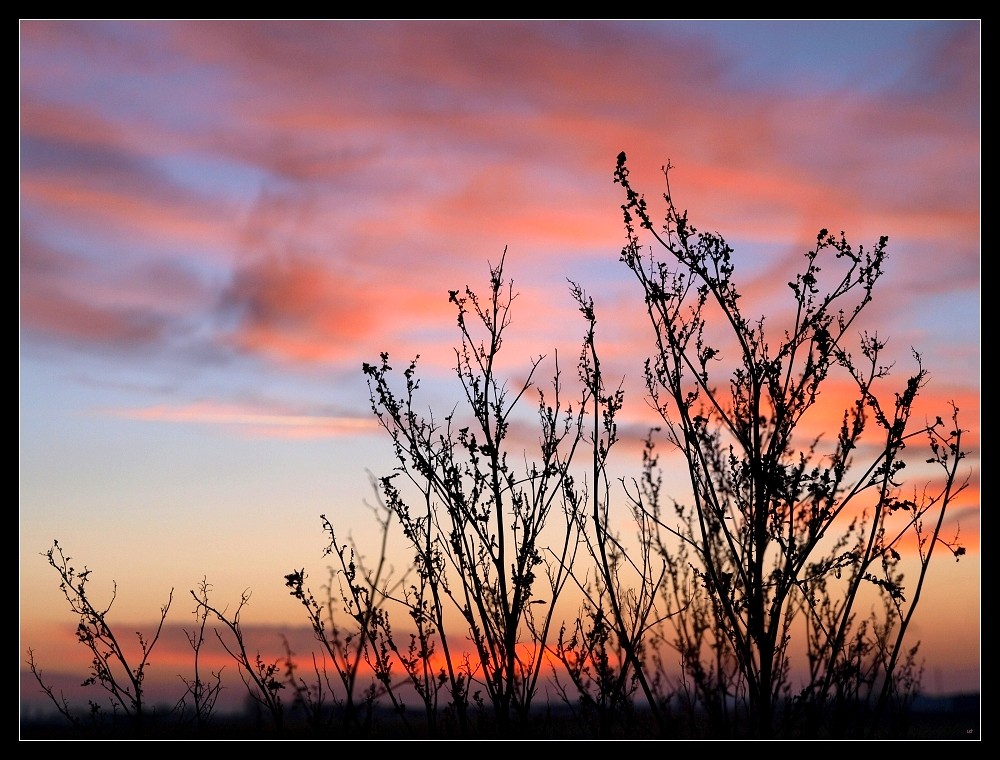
[20,20,980,712]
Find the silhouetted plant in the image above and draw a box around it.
[283,476,419,737]
[25,649,81,731]
[608,152,968,737]
[362,249,593,736]
[28,540,173,736]
[193,587,286,735]
[174,578,224,731]
[562,281,675,735]
[549,586,648,738]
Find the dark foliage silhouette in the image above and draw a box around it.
[24,154,971,739]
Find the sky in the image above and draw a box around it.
[19,20,980,714]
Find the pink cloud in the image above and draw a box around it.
[20,280,168,349]
[20,236,208,351]
[24,23,974,341]
[220,255,380,364]
[20,173,236,260]
[105,400,378,439]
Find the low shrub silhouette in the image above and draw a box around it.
[26,540,174,737]
[24,154,971,740]
[592,154,969,738]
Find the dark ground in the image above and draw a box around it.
[19,692,980,740]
